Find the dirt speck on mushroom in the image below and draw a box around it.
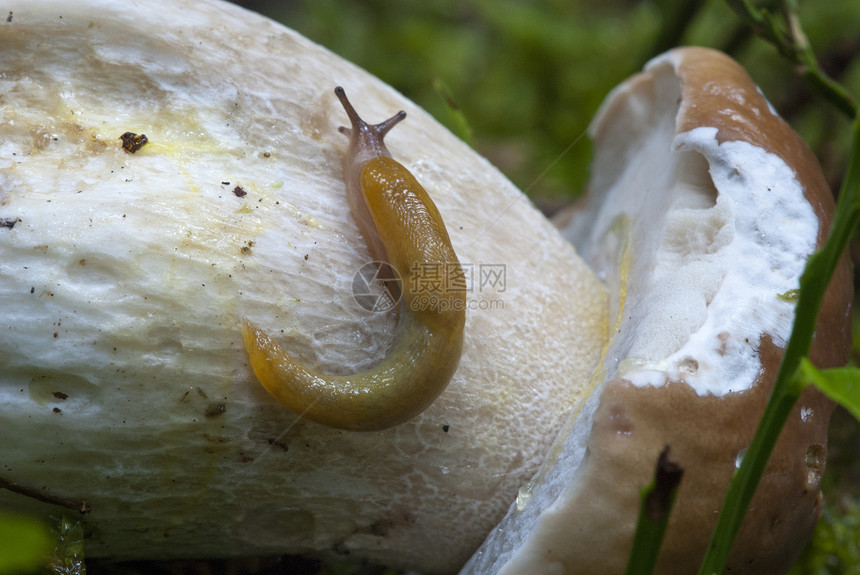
[120,132,148,153]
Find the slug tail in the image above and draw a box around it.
[241,316,462,431]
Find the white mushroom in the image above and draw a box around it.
[0,3,851,574]
[0,1,605,571]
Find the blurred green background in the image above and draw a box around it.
[231,0,859,216]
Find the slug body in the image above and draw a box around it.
[242,87,465,431]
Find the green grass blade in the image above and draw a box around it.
[431,78,475,147]
[697,117,860,574]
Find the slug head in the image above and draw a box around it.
[335,86,406,167]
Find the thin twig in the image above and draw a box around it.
[724,0,857,118]
[0,474,91,514]
[625,446,684,575]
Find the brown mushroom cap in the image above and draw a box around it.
[465,47,852,575]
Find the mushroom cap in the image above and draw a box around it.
[464,47,852,574]
[0,0,607,570]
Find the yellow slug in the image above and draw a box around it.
[241,87,465,431]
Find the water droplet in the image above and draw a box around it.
[805,444,826,487]
[516,482,534,511]
[735,448,748,469]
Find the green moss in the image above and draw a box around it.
[47,517,86,575]
[790,500,860,575]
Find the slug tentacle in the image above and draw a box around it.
[335,85,405,146]
[242,87,465,431]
